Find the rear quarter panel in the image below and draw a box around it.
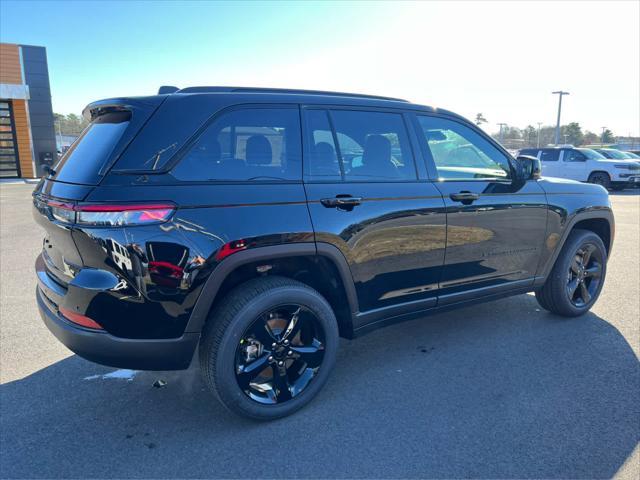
[73,182,314,338]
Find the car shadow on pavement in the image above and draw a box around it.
[1,294,638,479]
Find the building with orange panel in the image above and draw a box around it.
[1,43,56,178]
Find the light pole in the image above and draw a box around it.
[537,122,542,148]
[552,91,569,145]
[601,126,606,146]
[497,122,508,144]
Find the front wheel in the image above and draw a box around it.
[588,172,611,190]
[536,229,607,317]
[199,276,339,420]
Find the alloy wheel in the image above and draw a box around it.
[566,243,603,307]
[235,304,326,404]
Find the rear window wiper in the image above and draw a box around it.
[143,142,178,170]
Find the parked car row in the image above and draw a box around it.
[594,148,640,160]
[518,146,640,190]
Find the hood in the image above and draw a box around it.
[539,176,610,195]
[594,158,640,166]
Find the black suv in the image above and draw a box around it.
[34,87,614,419]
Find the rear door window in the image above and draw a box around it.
[540,149,560,162]
[563,149,586,162]
[52,111,130,184]
[304,109,417,182]
[172,107,301,182]
[332,110,416,181]
[304,110,342,181]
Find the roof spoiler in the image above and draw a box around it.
[82,96,167,122]
[158,86,179,95]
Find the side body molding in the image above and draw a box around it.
[185,242,359,333]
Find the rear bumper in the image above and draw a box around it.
[36,286,199,371]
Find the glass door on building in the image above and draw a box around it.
[0,101,21,178]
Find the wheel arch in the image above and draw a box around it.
[588,170,612,181]
[185,243,359,338]
[538,208,614,282]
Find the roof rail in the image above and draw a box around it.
[175,86,408,102]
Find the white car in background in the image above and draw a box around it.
[518,146,640,191]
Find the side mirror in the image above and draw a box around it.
[516,155,542,180]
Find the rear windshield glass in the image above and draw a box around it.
[52,111,130,184]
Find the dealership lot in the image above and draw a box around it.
[1,183,638,479]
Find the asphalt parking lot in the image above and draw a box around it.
[1,183,638,479]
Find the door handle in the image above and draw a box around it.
[320,195,363,210]
[449,191,479,205]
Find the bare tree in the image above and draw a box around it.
[475,113,488,126]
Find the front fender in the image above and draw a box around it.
[536,205,614,284]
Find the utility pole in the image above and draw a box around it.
[552,91,569,145]
[56,120,63,152]
[537,122,542,148]
[601,126,606,146]
[497,123,508,144]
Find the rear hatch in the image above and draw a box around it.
[33,96,165,284]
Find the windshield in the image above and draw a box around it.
[577,148,606,160]
[599,149,628,159]
[622,151,640,159]
[52,111,131,184]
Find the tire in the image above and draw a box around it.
[199,276,339,420]
[588,172,611,190]
[535,229,607,317]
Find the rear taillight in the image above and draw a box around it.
[75,204,175,226]
[45,201,175,226]
[48,200,76,223]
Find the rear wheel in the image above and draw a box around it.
[199,276,339,420]
[588,172,611,190]
[536,229,607,317]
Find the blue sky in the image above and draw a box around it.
[1,1,638,136]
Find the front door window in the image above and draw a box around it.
[417,115,511,181]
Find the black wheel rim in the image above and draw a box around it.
[567,243,603,307]
[234,304,326,404]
